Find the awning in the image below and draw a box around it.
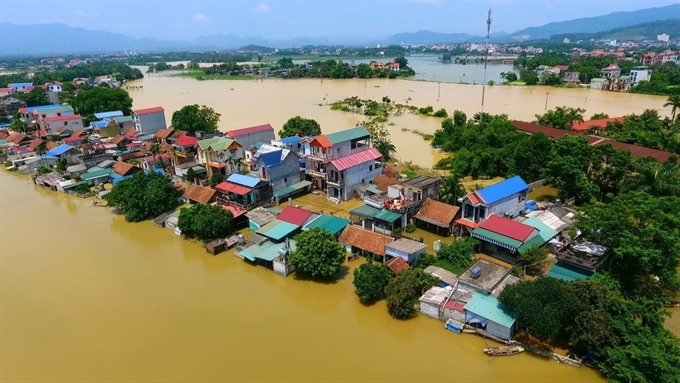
[215,181,252,195]
[456,218,479,229]
[273,180,312,198]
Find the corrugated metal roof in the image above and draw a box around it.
[94,111,123,119]
[522,217,558,242]
[325,127,370,145]
[479,215,535,242]
[277,206,313,226]
[226,173,261,188]
[256,219,300,241]
[464,292,516,328]
[476,176,528,205]
[259,149,283,167]
[215,181,251,195]
[134,107,164,115]
[472,228,523,250]
[548,261,594,281]
[45,144,75,157]
[227,124,274,138]
[80,168,113,180]
[329,147,382,171]
[310,135,332,148]
[303,214,350,236]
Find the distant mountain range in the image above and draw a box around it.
[0,4,678,56]
[551,19,680,42]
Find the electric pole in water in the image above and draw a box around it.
[480,8,492,122]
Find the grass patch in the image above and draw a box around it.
[401,169,417,180]
[411,130,434,141]
[433,259,467,275]
[173,70,254,81]
[509,80,527,86]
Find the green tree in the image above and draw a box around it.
[16,87,49,107]
[394,57,409,70]
[519,68,539,85]
[277,57,294,69]
[663,94,680,122]
[55,158,67,173]
[210,173,224,187]
[289,228,346,278]
[177,203,235,241]
[436,238,477,272]
[517,244,549,275]
[512,132,552,181]
[534,106,585,130]
[372,137,396,161]
[150,143,164,170]
[590,112,609,120]
[385,268,438,319]
[278,116,321,138]
[105,171,180,222]
[500,71,518,83]
[10,115,28,133]
[433,108,448,118]
[620,156,680,197]
[70,86,133,123]
[186,167,197,184]
[171,104,221,135]
[34,141,47,167]
[438,173,465,205]
[352,260,392,304]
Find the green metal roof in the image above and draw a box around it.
[325,127,370,145]
[113,116,133,123]
[197,137,235,152]
[256,219,300,241]
[273,180,312,198]
[240,240,297,262]
[67,164,87,173]
[80,168,113,181]
[516,234,547,254]
[375,208,402,223]
[62,180,89,190]
[464,292,516,328]
[303,215,350,236]
[350,204,402,223]
[548,262,595,281]
[522,217,558,242]
[471,227,523,250]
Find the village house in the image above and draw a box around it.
[43,81,63,93]
[385,237,427,265]
[338,224,394,262]
[42,114,84,134]
[8,83,33,92]
[0,97,26,115]
[44,143,80,165]
[132,107,166,135]
[629,66,651,86]
[456,176,528,233]
[384,257,410,274]
[91,119,121,138]
[215,173,271,208]
[226,124,275,152]
[571,116,625,133]
[182,184,217,205]
[464,292,518,341]
[548,240,608,281]
[308,127,383,201]
[271,135,312,158]
[112,161,141,179]
[196,136,243,178]
[245,206,278,231]
[171,135,201,179]
[302,214,350,238]
[249,143,304,191]
[563,71,580,85]
[413,198,460,235]
[600,64,621,79]
[590,78,609,90]
[17,104,59,122]
[349,203,405,234]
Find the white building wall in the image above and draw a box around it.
[487,193,526,219]
[339,161,381,201]
[419,302,440,319]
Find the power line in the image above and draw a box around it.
[480,9,492,122]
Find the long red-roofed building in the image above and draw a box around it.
[226,124,275,150]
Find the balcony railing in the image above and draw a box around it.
[307,168,327,178]
[327,178,343,186]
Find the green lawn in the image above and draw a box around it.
[173,70,256,81]
[509,81,527,85]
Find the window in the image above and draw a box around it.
[64,121,68,126]
[284,177,288,182]
[369,165,373,172]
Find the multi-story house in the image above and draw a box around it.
[226,124,275,151]
[456,176,528,233]
[250,143,304,191]
[132,107,166,136]
[42,114,84,134]
[629,66,651,87]
[308,126,383,201]
[600,64,621,79]
[196,136,243,179]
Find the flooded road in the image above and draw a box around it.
[129,69,670,168]
[0,171,607,382]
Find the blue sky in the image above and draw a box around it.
[1,0,677,39]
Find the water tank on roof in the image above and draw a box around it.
[278,248,289,257]
[471,267,482,279]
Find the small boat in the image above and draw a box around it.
[444,319,464,334]
[483,345,525,356]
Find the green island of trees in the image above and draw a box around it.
[105,171,180,222]
[178,203,235,241]
[171,104,221,135]
[385,268,439,320]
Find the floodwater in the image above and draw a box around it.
[0,171,609,382]
[130,68,670,168]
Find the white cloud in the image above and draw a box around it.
[192,12,212,28]
[253,3,270,13]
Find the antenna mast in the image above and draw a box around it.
[480,9,492,121]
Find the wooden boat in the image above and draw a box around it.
[483,345,525,356]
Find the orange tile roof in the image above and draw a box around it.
[338,225,393,256]
[113,161,138,176]
[372,175,400,192]
[414,198,460,228]
[310,135,332,148]
[385,257,410,274]
[154,129,173,139]
[46,141,59,150]
[572,117,625,131]
[183,184,217,204]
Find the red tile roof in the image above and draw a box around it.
[46,141,59,150]
[175,135,198,147]
[572,117,624,132]
[338,225,394,256]
[329,147,382,171]
[134,107,164,115]
[594,139,675,163]
[110,135,128,145]
[42,114,82,123]
[113,161,138,176]
[6,132,27,144]
[226,124,273,138]
[62,135,82,143]
[310,135,332,148]
[456,218,479,229]
[277,206,313,226]
[27,138,44,151]
[479,215,536,242]
[467,192,480,205]
[385,257,410,274]
[215,181,251,195]
[372,175,400,192]
[154,129,173,139]
[183,184,217,204]
[414,198,460,228]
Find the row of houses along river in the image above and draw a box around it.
[1,69,676,381]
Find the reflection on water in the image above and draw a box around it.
[129,68,670,169]
[0,171,607,382]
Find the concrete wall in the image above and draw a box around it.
[419,302,440,319]
[327,160,381,201]
[46,118,83,133]
[138,112,166,135]
[264,153,303,191]
[385,247,424,264]
[441,308,465,323]
[486,320,514,341]
[487,193,526,218]
[234,130,275,151]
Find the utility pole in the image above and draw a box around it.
[544,92,550,111]
[480,8,492,122]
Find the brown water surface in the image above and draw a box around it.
[0,171,607,382]
[129,71,671,169]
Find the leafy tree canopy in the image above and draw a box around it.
[353,261,392,304]
[16,87,49,107]
[278,116,321,138]
[289,228,346,278]
[178,203,235,241]
[105,171,179,222]
[70,86,133,123]
[171,104,221,135]
[384,268,438,319]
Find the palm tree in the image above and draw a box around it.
[150,143,163,170]
[621,157,680,197]
[438,173,466,205]
[663,95,680,123]
[373,138,396,162]
[35,141,47,168]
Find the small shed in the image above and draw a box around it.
[385,238,427,265]
[245,206,277,231]
[464,292,517,341]
[384,256,410,274]
[419,286,452,319]
[423,265,458,287]
[413,198,460,235]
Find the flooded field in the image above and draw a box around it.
[129,68,671,169]
[0,171,607,382]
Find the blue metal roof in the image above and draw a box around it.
[9,83,33,88]
[477,176,528,205]
[279,136,303,144]
[259,150,283,167]
[23,104,60,113]
[45,144,75,157]
[0,123,10,128]
[94,111,123,119]
[90,120,109,129]
[227,173,261,188]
